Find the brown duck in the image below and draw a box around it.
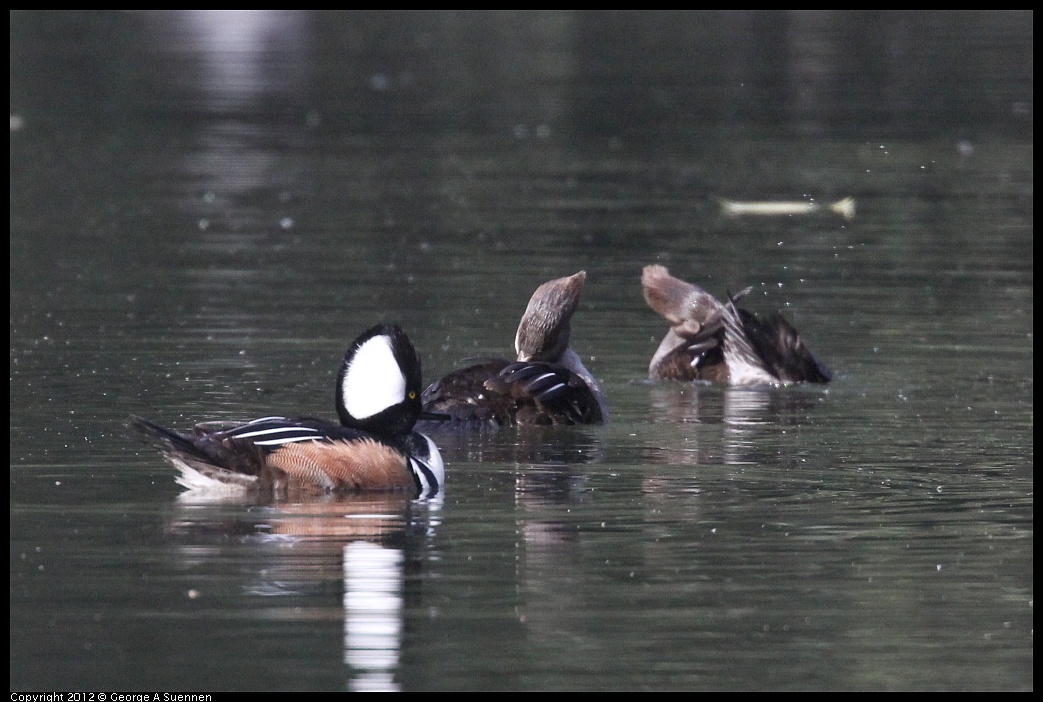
[642,264,832,385]
[420,271,608,427]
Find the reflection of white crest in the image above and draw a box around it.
[343,541,404,692]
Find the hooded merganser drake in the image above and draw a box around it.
[130,323,445,498]
[420,271,608,427]
[641,264,832,386]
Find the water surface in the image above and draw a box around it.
[10,11,1032,691]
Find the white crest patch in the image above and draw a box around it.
[343,334,407,419]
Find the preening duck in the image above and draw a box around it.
[641,264,832,386]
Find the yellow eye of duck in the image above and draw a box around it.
[408,391,417,399]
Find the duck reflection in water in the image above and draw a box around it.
[419,271,608,429]
[165,491,440,692]
[644,382,827,468]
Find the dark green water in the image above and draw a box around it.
[11,11,1032,691]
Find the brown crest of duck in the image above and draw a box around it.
[420,271,608,428]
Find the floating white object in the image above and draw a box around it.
[719,196,855,220]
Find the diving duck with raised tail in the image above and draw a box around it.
[641,264,832,386]
[420,271,608,427]
[130,323,445,498]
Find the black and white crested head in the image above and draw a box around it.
[337,323,424,435]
